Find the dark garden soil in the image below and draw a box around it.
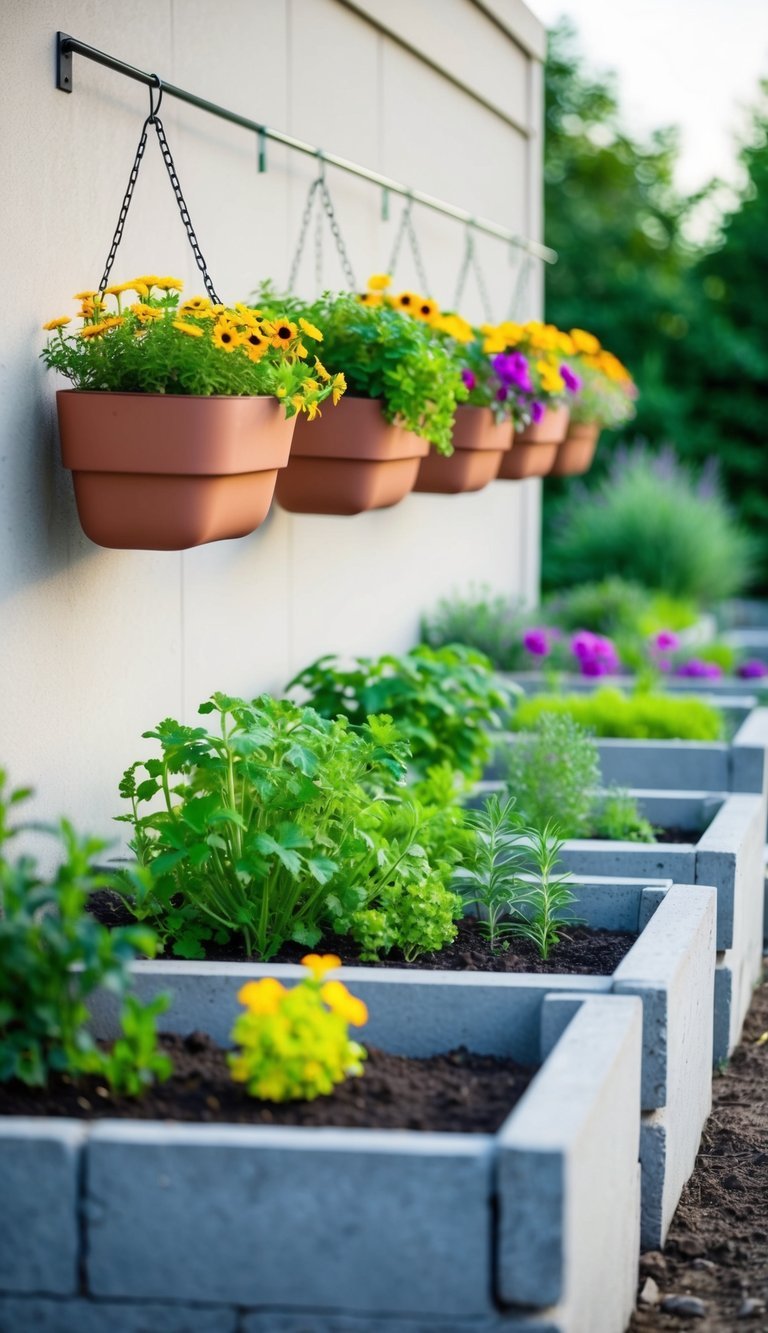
[87,891,636,974]
[589,827,702,845]
[630,974,768,1332]
[0,1033,533,1134]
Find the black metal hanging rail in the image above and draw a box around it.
[56,33,557,266]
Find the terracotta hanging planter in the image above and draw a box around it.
[413,406,513,495]
[275,397,429,515]
[549,421,601,477]
[57,391,295,551]
[497,404,570,480]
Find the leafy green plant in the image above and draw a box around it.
[42,276,341,415]
[229,955,367,1102]
[0,772,170,1091]
[513,688,723,741]
[509,824,579,960]
[543,447,753,605]
[255,287,467,453]
[503,713,600,838]
[592,790,656,843]
[421,589,536,671]
[288,645,518,783]
[456,795,529,951]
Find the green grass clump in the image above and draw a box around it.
[512,688,723,741]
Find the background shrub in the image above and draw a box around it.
[512,688,724,741]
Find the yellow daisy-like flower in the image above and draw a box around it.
[212,321,241,352]
[412,296,439,323]
[314,357,331,382]
[132,281,149,299]
[243,329,269,361]
[358,291,383,307]
[173,320,204,338]
[556,333,576,356]
[331,372,347,406]
[304,399,322,422]
[42,316,71,331]
[276,385,287,398]
[299,317,323,342]
[154,276,184,292]
[73,289,99,301]
[482,332,507,355]
[320,980,368,1028]
[394,290,418,312]
[130,303,162,323]
[271,319,297,349]
[436,313,474,344]
[181,296,211,314]
[79,300,96,319]
[79,320,114,339]
[103,281,134,297]
[537,359,565,395]
[237,978,286,1015]
[301,954,341,981]
[496,320,524,346]
[570,327,601,356]
[136,275,162,288]
[367,273,392,291]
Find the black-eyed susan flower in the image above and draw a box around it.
[173,320,205,338]
[42,316,71,331]
[358,291,382,307]
[130,303,163,324]
[180,296,211,315]
[271,318,297,349]
[412,296,439,322]
[393,290,418,311]
[243,330,268,361]
[299,317,323,342]
[212,321,241,352]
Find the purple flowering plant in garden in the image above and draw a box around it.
[738,659,768,680]
[674,658,723,680]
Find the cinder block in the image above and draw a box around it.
[0,1297,237,1333]
[0,1120,84,1295]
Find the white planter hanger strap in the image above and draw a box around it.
[98,75,222,304]
[287,154,357,294]
[386,194,431,296]
[454,222,493,322]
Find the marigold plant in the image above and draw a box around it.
[229,954,367,1101]
[565,327,637,429]
[41,276,345,417]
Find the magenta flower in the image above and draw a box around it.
[675,659,723,680]
[653,630,680,652]
[560,364,582,394]
[571,631,597,660]
[581,657,611,677]
[523,628,551,658]
[461,368,476,392]
[737,659,768,679]
[531,400,545,423]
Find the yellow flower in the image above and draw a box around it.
[368,273,392,291]
[497,321,524,345]
[181,296,212,315]
[412,296,439,323]
[130,303,163,324]
[276,385,287,398]
[537,359,565,395]
[132,281,149,299]
[79,301,96,319]
[557,332,576,356]
[136,275,162,288]
[271,319,297,349]
[393,290,418,313]
[358,291,383,307]
[296,342,309,360]
[103,281,135,297]
[155,276,184,291]
[237,978,286,1015]
[212,321,241,352]
[436,313,474,344]
[299,317,323,342]
[173,320,204,338]
[482,331,507,355]
[301,954,341,981]
[243,332,269,362]
[321,980,368,1028]
[304,399,322,422]
[79,319,118,339]
[314,357,331,382]
[570,327,601,356]
[42,316,71,331]
[331,372,346,406]
[73,289,99,301]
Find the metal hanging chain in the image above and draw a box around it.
[453,224,493,321]
[287,161,357,293]
[98,76,221,303]
[507,251,535,322]
[386,196,430,294]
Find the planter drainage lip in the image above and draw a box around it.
[1,994,644,1332]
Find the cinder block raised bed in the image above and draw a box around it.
[89,876,715,1250]
[1,993,642,1333]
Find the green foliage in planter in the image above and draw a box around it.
[41,276,339,415]
[255,286,467,453]
[543,447,753,605]
[118,694,459,962]
[288,645,518,784]
[512,688,723,741]
[456,795,578,958]
[503,713,599,839]
[0,772,170,1092]
[592,790,656,843]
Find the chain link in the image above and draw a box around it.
[454,227,493,321]
[387,197,430,293]
[287,172,357,293]
[507,253,536,321]
[99,93,221,303]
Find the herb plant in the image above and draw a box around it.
[288,644,518,784]
[42,275,344,417]
[503,712,600,839]
[229,955,367,1102]
[512,688,723,741]
[255,286,467,452]
[421,589,536,671]
[509,824,578,960]
[0,772,170,1091]
[456,795,529,951]
[592,790,656,843]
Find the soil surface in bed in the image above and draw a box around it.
[630,974,768,1331]
[88,892,636,974]
[0,1033,534,1134]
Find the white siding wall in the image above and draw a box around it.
[0,0,545,840]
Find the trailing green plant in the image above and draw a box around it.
[502,712,600,839]
[508,824,579,961]
[512,688,723,741]
[118,694,459,963]
[41,276,342,415]
[543,446,753,605]
[0,771,171,1091]
[455,795,530,952]
[288,645,518,783]
[254,285,467,452]
[592,790,656,843]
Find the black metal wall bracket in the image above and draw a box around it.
[57,32,73,92]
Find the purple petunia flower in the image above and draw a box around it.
[523,628,551,657]
[571,631,597,660]
[675,659,723,680]
[581,657,611,677]
[461,368,476,392]
[531,400,545,423]
[737,659,768,679]
[653,630,680,652]
[560,364,582,394]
